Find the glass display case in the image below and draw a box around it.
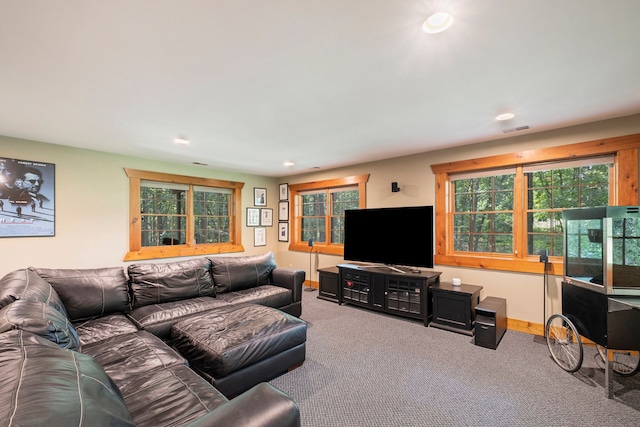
[563,206,640,295]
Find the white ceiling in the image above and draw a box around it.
[1,1,640,177]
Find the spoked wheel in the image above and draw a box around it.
[596,345,640,376]
[546,313,583,373]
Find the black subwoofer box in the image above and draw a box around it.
[474,296,506,350]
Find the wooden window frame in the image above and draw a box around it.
[124,168,244,261]
[288,174,369,255]
[430,133,640,275]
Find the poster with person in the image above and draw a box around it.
[0,157,55,237]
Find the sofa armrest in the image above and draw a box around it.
[184,382,300,427]
[272,268,305,303]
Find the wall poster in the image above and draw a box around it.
[0,157,55,237]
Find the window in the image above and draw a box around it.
[431,134,640,274]
[125,169,244,261]
[524,158,612,257]
[288,174,369,255]
[452,169,515,254]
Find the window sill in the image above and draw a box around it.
[434,254,562,275]
[124,244,245,261]
[288,243,344,256]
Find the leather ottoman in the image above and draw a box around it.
[170,303,306,397]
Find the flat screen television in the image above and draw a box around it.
[343,205,434,269]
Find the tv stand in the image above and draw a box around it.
[364,264,407,274]
[337,263,441,326]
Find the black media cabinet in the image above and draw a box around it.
[317,266,340,303]
[337,263,441,326]
[430,282,482,336]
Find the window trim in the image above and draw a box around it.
[430,133,640,275]
[288,174,369,255]
[124,168,244,261]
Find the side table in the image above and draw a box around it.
[430,281,482,336]
[317,266,340,303]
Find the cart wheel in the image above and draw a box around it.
[546,314,583,372]
[596,345,640,376]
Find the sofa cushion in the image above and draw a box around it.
[83,330,229,426]
[82,330,188,379]
[33,266,130,321]
[0,269,68,316]
[128,258,215,309]
[121,364,230,426]
[209,252,277,293]
[0,299,81,351]
[216,284,292,308]
[73,314,139,346]
[0,329,134,426]
[128,296,230,339]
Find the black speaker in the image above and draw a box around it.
[391,182,400,192]
[474,297,506,350]
[538,249,548,263]
[308,239,314,247]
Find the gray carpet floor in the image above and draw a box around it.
[269,290,640,426]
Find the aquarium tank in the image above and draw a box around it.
[563,206,640,295]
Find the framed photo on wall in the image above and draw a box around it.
[279,183,288,201]
[278,222,289,242]
[254,227,266,246]
[260,208,273,226]
[278,201,289,221]
[254,187,267,206]
[246,207,260,226]
[0,156,55,238]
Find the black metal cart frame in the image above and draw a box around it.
[546,280,640,398]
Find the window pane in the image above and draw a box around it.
[526,163,609,255]
[302,193,326,216]
[331,216,344,244]
[332,190,359,215]
[472,214,491,232]
[494,213,512,233]
[471,234,490,252]
[552,187,578,208]
[454,233,470,251]
[452,174,515,255]
[301,192,326,243]
[330,189,359,244]
[193,189,231,244]
[302,217,325,243]
[140,186,187,247]
[455,193,472,212]
[299,187,358,245]
[494,234,513,253]
[475,193,493,211]
[454,214,470,233]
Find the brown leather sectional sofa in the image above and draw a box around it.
[0,252,305,426]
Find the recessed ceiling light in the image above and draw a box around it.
[284,161,295,167]
[422,12,453,34]
[496,113,515,121]
[174,136,189,145]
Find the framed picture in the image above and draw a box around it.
[246,207,260,226]
[279,183,288,201]
[254,227,266,246]
[254,187,267,206]
[260,208,273,226]
[0,157,55,238]
[278,222,289,242]
[278,201,289,221]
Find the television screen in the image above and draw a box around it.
[343,206,434,268]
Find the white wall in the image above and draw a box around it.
[0,135,279,277]
[276,114,640,326]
